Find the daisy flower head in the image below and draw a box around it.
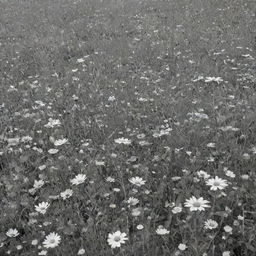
[206,176,228,190]
[38,250,47,256]
[6,228,19,238]
[184,196,210,212]
[178,243,187,251]
[70,174,87,185]
[114,137,131,145]
[77,248,85,255]
[106,176,115,182]
[54,138,68,147]
[136,224,144,230]
[204,219,218,230]
[43,232,61,248]
[131,208,141,217]
[31,239,38,246]
[172,206,182,214]
[197,170,210,179]
[35,202,50,214]
[60,189,73,200]
[33,179,45,189]
[225,170,235,178]
[16,245,23,250]
[48,148,59,154]
[223,225,233,233]
[129,176,146,187]
[107,231,128,249]
[156,226,170,235]
[127,197,139,206]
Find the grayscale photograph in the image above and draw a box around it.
[0,0,256,255]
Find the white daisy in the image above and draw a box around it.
[31,239,38,245]
[60,189,73,200]
[156,226,170,235]
[70,174,87,185]
[204,219,218,230]
[127,197,139,206]
[136,224,144,230]
[206,142,216,148]
[77,248,85,255]
[108,96,116,102]
[223,225,233,233]
[131,208,141,217]
[107,231,128,248]
[48,148,59,154]
[38,250,48,255]
[225,170,235,178]
[114,137,132,145]
[54,138,68,146]
[206,176,228,190]
[178,243,187,251]
[184,196,210,212]
[6,228,19,237]
[172,206,182,214]
[16,245,22,250]
[33,179,45,189]
[43,232,61,248]
[197,170,210,179]
[129,176,146,187]
[35,202,50,214]
[106,177,115,182]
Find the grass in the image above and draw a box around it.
[0,0,256,255]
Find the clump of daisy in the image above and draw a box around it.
[156,226,170,235]
[184,196,210,212]
[206,176,228,190]
[107,231,128,249]
[35,202,50,214]
[204,219,218,230]
[6,228,19,238]
[129,176,146,187]
[70,174,87,185]
[43,232,61,248]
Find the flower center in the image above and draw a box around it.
[213,181,220,186]
[193,202,201,208]
[114,236,121,242]
[50,239,56,244]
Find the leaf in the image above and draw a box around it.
[0,233,7,243]
[246,243,256,252]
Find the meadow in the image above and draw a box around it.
[0,0,256,255]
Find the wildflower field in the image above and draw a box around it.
[1,0,256,255]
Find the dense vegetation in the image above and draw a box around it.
[0,0,256,255]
